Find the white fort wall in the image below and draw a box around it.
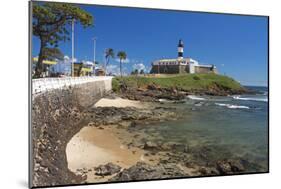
[32,76,113,95]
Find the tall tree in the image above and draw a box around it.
[41,47,64,61]
[104,48,114,75]
[117,51,127,77]
[32,2,93,77]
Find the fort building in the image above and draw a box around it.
[150,40,217,74]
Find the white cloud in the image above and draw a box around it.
[114,58,130,63]
[106,64,129,76]
[106,64,120,75]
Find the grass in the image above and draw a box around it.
[112,74,244,92]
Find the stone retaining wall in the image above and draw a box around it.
[31,77,112,187]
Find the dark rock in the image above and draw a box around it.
[88,105,179,127]
[94,163,122,176]
[240,159,265,172]
[229,159,245,172]
[110,162,187,181]
[198,167,220,176]
[160,142,189,153]
[129,121,137,128]
[143,141,159,150]
[147,84,159,90]
[216,160,232,174]
[190,145,233,165]
[160,142,178,151]
[216,159,245,174]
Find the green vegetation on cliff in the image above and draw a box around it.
[112,74,245,94]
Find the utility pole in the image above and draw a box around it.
[71,19,75,77]
[92,37,97,76]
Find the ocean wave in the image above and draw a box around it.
[159,99,169,102]
[215,103,250,109]
[187,95,206,101]
[232,95,268,102]
[158,99,175,103]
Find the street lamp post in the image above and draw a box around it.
[92,37,97,76]
[71,19,75,77]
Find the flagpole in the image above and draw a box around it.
[71,19,75,77]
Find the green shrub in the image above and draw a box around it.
[112,78,120,92]
[112,74,243,92]
[193,75,201,80]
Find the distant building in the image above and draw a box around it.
[73,62,93,76]
[32,57,58,77]
[95,68,105,76]
[150,40,217,74]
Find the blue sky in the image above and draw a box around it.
[32,4,268,86]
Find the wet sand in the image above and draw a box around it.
[66,126,149,182]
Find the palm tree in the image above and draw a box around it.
[117,51,127,77]
[104,48,114,75]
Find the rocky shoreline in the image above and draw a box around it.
[79,100,265,182]
[116,83,250,102]
[32,85,264,187]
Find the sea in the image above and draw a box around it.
[140,86,269,171]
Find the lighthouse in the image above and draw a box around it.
[178,39,184,60]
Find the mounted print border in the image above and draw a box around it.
[29,1,269,188]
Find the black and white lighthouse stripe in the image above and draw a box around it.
[178,39,184,59]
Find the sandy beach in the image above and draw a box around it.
[94,97,147,109]
[66,126,148,182]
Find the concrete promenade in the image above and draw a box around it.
[32,76,113,95]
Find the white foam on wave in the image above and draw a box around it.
[158,99,174,103]
[215,103,250,109]
[195,102,204,107]
[187,95,206,101]
[232,95,268,102]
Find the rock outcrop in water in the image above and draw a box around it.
[110,162,187,181]
[86,106,178,127]
[116,83,249,103]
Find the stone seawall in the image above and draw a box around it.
[31,79,112,187]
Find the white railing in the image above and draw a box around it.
[32,76,113,95]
